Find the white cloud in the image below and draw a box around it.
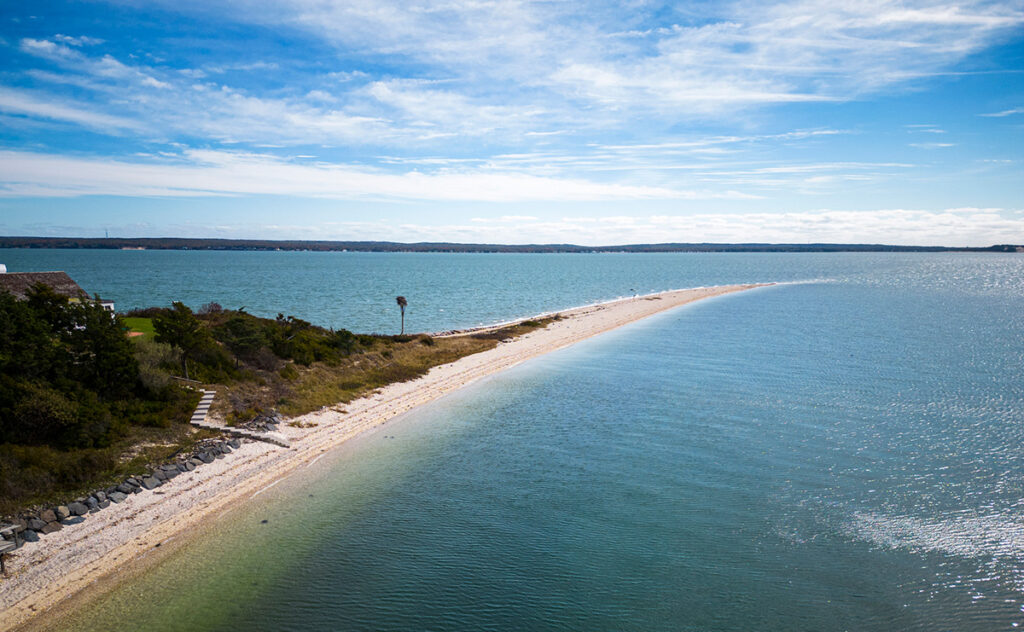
[0,86,142,131]
[53,34,104,46]
[548,1,1024,112]
[980,106,1024,117]
[0,149,731,201]
[79,208,1019,247]
[385,208,1023,246]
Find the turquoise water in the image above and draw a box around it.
[0,248,992,333]
[25,253,1024,630]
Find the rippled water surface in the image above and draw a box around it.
[7,249,1019,332]
[23,252,1024,631]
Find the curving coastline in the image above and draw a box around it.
[0,283,770,631]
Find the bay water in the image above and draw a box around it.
[8,251,1023,630]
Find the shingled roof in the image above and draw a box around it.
[0,271,89,300]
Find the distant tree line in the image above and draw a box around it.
[0,236,1019,253]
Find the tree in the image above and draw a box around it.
[153,302,208,379]
[395,296,407,334]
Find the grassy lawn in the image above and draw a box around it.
[123,316,155,340]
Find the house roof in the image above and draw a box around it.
[0,271,89,300]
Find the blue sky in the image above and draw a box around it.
[0,0,1022,245]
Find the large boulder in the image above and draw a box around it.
[97,499,111,509]
[21,529,40,543]
[40,522,62,534]
[228,439,241,449]
[54,506,71,521]
[109,491,128,503]
[61,516,85,526]
[163,468,179,479]
[152,470,168,481]
[189,457,203,467]
[198,452,214,464]
[68,502,89,516]
[184,461,196,471]
[27,518,46,531]
[141,477,161,490]
[39,509,57,523]
[116,483,134,495]
[94,490,107,502]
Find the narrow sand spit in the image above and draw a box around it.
[0,283,768,630]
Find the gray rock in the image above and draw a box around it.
[131,485,143,493]
[61,516,85,526]
[11,518,27,533]
[109,491,128,503]
[40,509,56,523]
[27,518,46,531]
[185,461,196,471]
[98,499,111,509]
[94,491,107,502]
[126,477,141,487]
[228,439,241,449]
[215,452,225,459]
[21,529,39,543]
[153,469,168,481]
[176,462,188,472]
[54,505,71,521]
[160,464,179,472]
[221,444,232,453]
[116,483,133,495]
[163,468,179,479]
[68,501,89,516]
[267,424,278,432]
[199,452,214,464]
[85,497,99,510]
[141,477,161,490]
[40,522,63,534]
[189,457,203,467]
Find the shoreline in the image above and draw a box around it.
[0,283,770,631]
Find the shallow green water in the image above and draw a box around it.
[36,253,1024,631]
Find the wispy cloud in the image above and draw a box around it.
[343,208,1024,247]
[0,86,142,131]
[980,106,1024,117]
[0,1,1020,239]
[0,149,745,201]
[52,34,104,46]
[35,208,1020,247]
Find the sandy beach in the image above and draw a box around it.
[0,283,767,631]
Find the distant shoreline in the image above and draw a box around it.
[0,283,769,631]
[1,236,1020,254]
